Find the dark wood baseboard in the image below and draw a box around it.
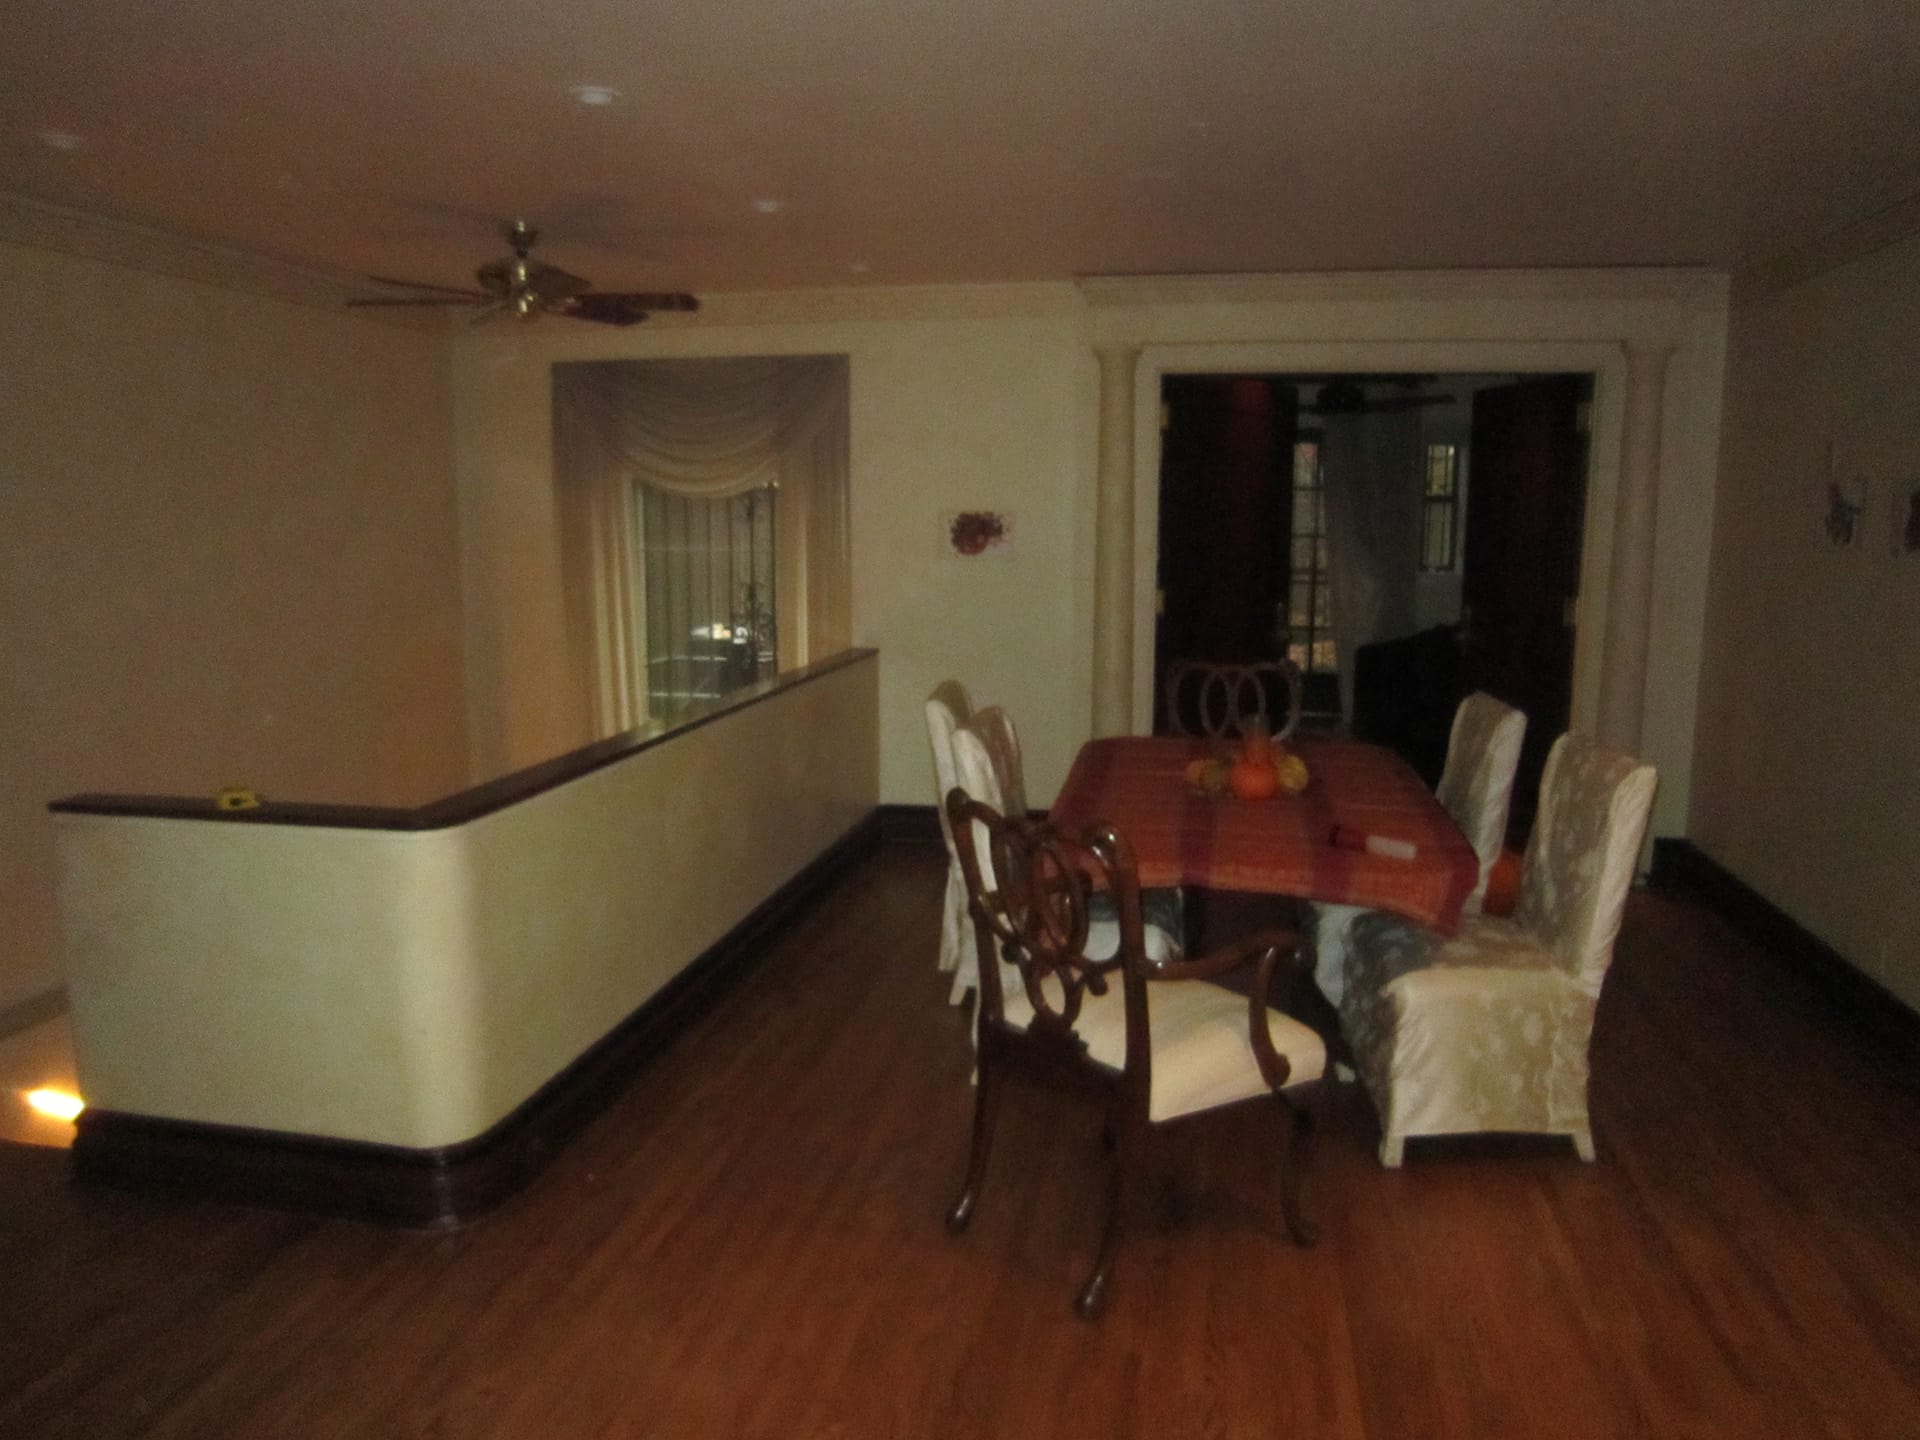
[877,802,942,847]
[878,802,1048,849]
[1651,838,1920,1064]
[72,809,884,1228]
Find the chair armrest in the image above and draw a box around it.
[1146,928,1301,985]
[1147,929,1307,1089]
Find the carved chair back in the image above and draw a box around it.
[1162,659,1303,743]
[945,786,1154,1094]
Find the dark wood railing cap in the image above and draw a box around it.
[50,648,877,833]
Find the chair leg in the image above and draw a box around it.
[1076,1110,1134,1320]
[1378,1132,1405,1168]
[1274,1094,1319,1246]
[946,1055,1005,1234]
[1572,1128,1597,1163]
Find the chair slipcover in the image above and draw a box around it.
[925,681,976,1004]
[1339,732,1657,1166]
[1312,692,1526,1006]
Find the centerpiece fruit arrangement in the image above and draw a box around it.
[1185,721,1309,800]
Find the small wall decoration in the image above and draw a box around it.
[945,509,1011,558]
[1822,476,1867,549]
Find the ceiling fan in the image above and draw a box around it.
[1302,379,1452,416]
[347,219,698,327]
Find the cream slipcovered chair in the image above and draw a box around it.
[1311,691,1526,1008]
[1339,732,1657,1167]
[929,697,1030,1005]
[949,707,1133,981]
[942,771,1325,1318]
[927,681,979,1005]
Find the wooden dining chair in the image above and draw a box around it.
[1311,691,1526,1007]
[1338,733,1657,1166]
[1162,659,1304,743]
[942,785,1326,1318]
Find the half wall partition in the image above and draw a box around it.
[49,649,879,1224]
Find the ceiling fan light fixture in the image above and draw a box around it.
[347,217,697,327]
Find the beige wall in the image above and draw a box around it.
[1,241,470,1013]
[57,654,877,1147]
[1692,233,1920,1009]
[451,289,1096,809]
[452,275,1729,839]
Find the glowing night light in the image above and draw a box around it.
[24,1088,84,1123]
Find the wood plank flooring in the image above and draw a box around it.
[3,845,1918,1439]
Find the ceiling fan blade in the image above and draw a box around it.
[528,263,592,301]
[549,293,650,326]
[347,295,488,308]
[600,291,700,313]
[363,275,490,298]
[555,291,700,325]
[1305,384,1453,415]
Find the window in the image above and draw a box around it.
[553,356,850,737]
[638,485,777,726]
[1421,442,1461,571]
[1286,437,1337,683]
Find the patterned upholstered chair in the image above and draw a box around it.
[1311,691,1526,1008]
[1339,733,1657,1166]
[942,774,1325,1318]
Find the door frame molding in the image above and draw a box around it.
[1129,341,1627,737]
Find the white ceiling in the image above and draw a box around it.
[4,0,1918,296]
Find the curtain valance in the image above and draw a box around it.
[554,356,847,499]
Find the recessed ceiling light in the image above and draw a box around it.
[38,129,84,151]
[847,260,870,274]
[569,84,620,107]
[754,198,783,214]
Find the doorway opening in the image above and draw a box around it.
[1151,370,1593,841]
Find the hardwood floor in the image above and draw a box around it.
[3,846,1918,1439]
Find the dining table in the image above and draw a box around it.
[1047,734,1480,935]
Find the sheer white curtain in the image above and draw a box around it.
[1321,409,1423,721]
[554,356,851,736]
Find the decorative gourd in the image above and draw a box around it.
[1276,753,1310,794]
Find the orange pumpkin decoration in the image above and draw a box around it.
[1228,757,1279,801]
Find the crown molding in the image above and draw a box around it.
[0,190,389,316]
[1078,267,1729,312]
[689,280,1085,327]
[2,188,1747,330]
[1734,190,1920,300]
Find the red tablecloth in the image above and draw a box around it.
[1047,736,1479,933]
